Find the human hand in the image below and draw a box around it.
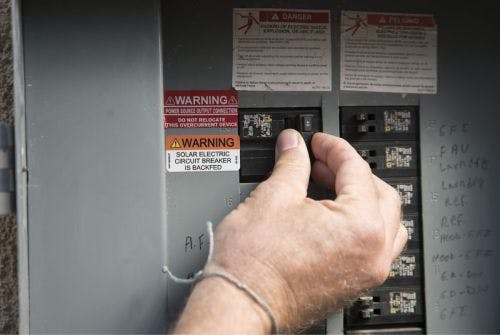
[203,129,408,333]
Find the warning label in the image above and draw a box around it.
[233,8,331,91]
[164,90,238,129]
[165,135,240,172]
[340,11,437,94]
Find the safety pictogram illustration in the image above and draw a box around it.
[236,12,260,34]
[343,13,368,36]
[170,138,181,149]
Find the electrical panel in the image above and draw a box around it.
[341,106,424,332]
[19,0,500,334]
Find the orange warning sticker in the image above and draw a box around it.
[166,135,240,150]
[165,134,240,172]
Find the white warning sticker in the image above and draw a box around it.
[340,11,437,94]
[165,135,240,172]
[233,8,332,91]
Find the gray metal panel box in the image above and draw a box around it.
[22,0,167,332]
[16,0,500,333]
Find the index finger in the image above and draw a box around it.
[311,133,377,199]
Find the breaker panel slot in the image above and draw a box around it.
[346,327,423,334]
[386,250,422,285]
[385,177,420,213]
[402,213,420,249]
[341,106,424,332]
[346,287,424,327]
[341,106,418,141]
[239,108,322,183]
[351,142,419,178]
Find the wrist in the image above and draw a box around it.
[205,256,298,333]
[174,274,271,334]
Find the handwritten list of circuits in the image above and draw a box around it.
[424,119,495,329]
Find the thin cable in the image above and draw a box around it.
[164,221,214,284]
[164,221,279,334]
[198,271,279,334]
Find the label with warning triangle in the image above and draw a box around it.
[233,8,331,92]
[340,10,437,94]
[165,135,240,172]
[164,90,238,129]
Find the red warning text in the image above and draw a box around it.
[164,90,238,129]
[367,14,436,27]
[259,10,329,23]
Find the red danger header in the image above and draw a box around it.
[259,10,329,24]
[164,90,238,107]
[367,14,435,27]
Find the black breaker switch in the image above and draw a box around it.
[341,106,418,141]
[239,108,321,183]
[300,114,314,132]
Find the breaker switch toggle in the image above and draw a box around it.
[356,113,368,122]
[300,114,314,132]
[360,309,374,319]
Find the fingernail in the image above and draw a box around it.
[276,130,298,157]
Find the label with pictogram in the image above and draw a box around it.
[165,135,240,172]
[233,8,331,91]
[164,90,238,129]
[340,10,437,94]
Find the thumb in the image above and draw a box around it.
[267,129,311,198]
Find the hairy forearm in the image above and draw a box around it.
[173,277,271,334]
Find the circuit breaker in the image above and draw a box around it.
[341,106,424,333]
[239,108,321,182]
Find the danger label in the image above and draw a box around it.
[165,135,240,172]
[233,8,331,91]
[164,90,238,129]
[340,10,437,94]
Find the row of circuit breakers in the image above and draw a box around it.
[238,106,423,334]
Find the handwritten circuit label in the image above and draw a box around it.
[165,135,240,172]
[164,90,238,129]
[424,120,495,327]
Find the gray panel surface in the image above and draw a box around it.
[23,1,167,332]
[162,1,240,321]
[420,2,500,333]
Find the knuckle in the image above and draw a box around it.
[318,199,340,211]
[398,225,409,250]
[326,142,350,165]
[357,215,386,248]
[401,225,409,241]
[359,159,372,173]
[389,187,402,207]
[335,137,352,151]
[371,259,391,286]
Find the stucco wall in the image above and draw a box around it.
[0,0,18,333]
